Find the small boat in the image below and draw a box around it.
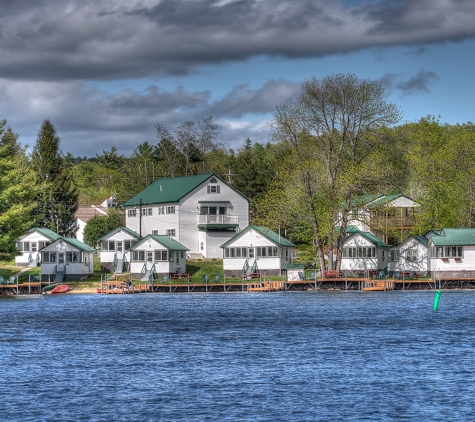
[42,283,61,293]
[50,284,70,294]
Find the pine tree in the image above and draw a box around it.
[32,119,79,237]
[0,121,37,259]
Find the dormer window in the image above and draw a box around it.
[210,177,217,183]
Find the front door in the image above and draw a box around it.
[248,248,256,268]
[58,253,65,270]
[117,242,123,252]
[147,251,153,262]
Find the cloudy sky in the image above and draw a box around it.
[2,0,474,157]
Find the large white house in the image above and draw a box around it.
[220,225,296,277]
[122,173,249,259]
[387,234,431,277]
[16,228,61,267]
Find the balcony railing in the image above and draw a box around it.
[199,215,239,225]
[370,216,416,228]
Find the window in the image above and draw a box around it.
[158,207,165,215]
[389,250,400,261]
[166,206,175,214]
[101,241,115,251]
[43,252,56,263]
[154,250,168,261]
[406,249,418,262]
[200,242,204,251]
[152,230,159,235]
[127,209,137,217]
[210,177,218,183]
[142,208,152,216]
[31,243,37,252]
[207,185,220,194]
[166,229,176,237]
[342,246,375,258]
[132,251,145,261]
[66,252,79,262]
[23,242,30,252]
[124,240,136,250]
[432,246,463,258]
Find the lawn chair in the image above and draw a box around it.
[306,271,316,281]
[298,271,305,281]
[6,276,15,284]
[160,275,169,284]
[202,274,209,284]
[213,274,221,284]
[393,271,399,280]
[0,275,4,284]
[376,270,386,280]
[33,274,40,282]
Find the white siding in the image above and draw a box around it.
[222,228,292,272]
[99,229,139,264]
[41,240,93,277]
[393,238,430,272]
[431,245,475,272]
[15,232,55,266]
[340,235,379,271]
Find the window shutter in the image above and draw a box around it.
[217,185,220,193]
[207,186,210,193]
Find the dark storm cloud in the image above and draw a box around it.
[0,79,287,156]
[0,0,474,81]
[380,69,439,96]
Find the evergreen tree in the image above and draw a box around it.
[32,119,79,237]
[0,121,37,259]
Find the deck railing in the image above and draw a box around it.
[199,215,238,225]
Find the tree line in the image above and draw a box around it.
[1,74,475,269]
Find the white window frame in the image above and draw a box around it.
[166,206,175,214]
[127,209,136,218]
[405,249,418,262]
[166,229,176,237]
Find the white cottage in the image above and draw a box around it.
[429,228,475,278]
[387,235,430,277]
[122,173,249,259]
[40,238,95,281]
[340,230,389,276]
[98,227,140,273]
[16,228,61,267]
[220,225,296,277]
[128,234,189,280]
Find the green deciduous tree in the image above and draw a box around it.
[83,208,125,247]
[269,74,401,270]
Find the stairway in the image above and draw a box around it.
[114,258,123,274]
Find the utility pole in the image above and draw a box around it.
[139,198,143,239]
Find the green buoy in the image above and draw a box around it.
[433,290,441,310]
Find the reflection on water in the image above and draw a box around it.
[2,291,475,421]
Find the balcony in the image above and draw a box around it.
[198,215,239,229]
[370,216,416,229]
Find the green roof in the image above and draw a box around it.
[366,194,414,208]
[97,226,140,241]
[220,225,296,248]
[59,238,96,252]
[410,235,429,246]
[335,225,360,234]
[123,174,248,207]
[28,227,61,241]
[131,234,189,251]
[430,228,475,246]
[344,231,389,248]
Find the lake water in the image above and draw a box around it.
[1,291,475,421]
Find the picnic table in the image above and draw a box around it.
[324,270,339,278]
[171,273,190,280]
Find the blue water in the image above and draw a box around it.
[1,291,475,421]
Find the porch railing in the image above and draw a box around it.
[199,215,238,225]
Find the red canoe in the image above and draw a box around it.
[50,284,70,294]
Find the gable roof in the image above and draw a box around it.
[220,225,296,249]
[26,227,61,241]
[45,237,96,252]
[123,173,248,207]
[366,194,416,208]
[97,226,140,241]
[130,234,189,251]
[430,228,475,246]
[343,231,389,248]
